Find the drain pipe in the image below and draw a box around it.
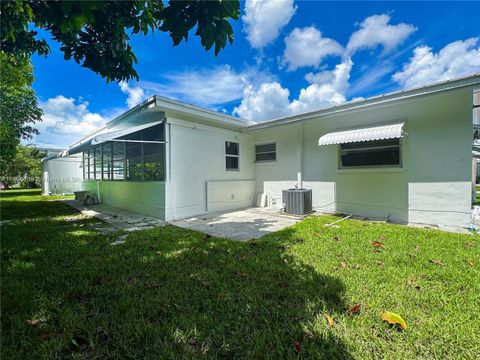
[297,172,303,189]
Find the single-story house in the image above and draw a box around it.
[42,74,480,228]
[40,147,82,195]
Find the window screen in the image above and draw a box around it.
[255,143,276,162]
[340,139,401,168]
[102,143,112,180]
[112,142,125,180]
[143,125,165,181]
[88,149,95,180]
[126,133,143,181]
[82,123,165,182]
[225,141,239,170]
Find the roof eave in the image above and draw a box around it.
[249,73,480,130]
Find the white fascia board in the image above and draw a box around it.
[154,95,253,129]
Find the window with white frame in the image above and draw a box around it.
[340,138,401,168]
[225,141,239,170]
[255,142,276,162]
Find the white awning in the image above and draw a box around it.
[318,122,406,146]
[64,120,164,156]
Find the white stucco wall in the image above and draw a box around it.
[42,155,83,195]
[253,86,474,227]
[165,117,255,220]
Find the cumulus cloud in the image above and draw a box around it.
[281,26,344,70]
[33,95,107,147]
[347,14,416,54]
[234,58,353,121]
[290,58,352,113]
[233,82,292,120]
[393,37,480,88]
[140,65,274,108]
[243,0,296,49]
[119,82,147,108]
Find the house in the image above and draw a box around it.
[42,74,480,228]
[39,147,83,195]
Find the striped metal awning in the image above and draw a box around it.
[318,122,406,146]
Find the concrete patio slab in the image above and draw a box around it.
[171,207,303,241]
[63,200,165,232]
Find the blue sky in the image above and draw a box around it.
[30,1,480,148]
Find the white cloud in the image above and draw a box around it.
[347,61,395,96]
[33,95,107,148]
[243,0,296,49]
[140,65,275,108]
[234,58,353,121]
[233,82,292,120]
[347,14,416,54]
[290,58,352,113]
[119,82,147,108]
[393,37,480,88]
[281,26,344,70]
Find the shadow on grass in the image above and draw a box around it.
[2,213,353,358]
[1,196,77,221]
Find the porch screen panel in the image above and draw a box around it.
[126,131,143,181]
[143,124,165,181]
[94,146,102,180]
[112,142,125,180]
[102,142,112,180]
[88,149,95,180]
[82,152,88,180]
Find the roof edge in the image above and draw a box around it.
[250,73,480,130]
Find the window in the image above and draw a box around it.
[255,142,276,162]
[82,123,165,181]
[340,139,401,168]
[225,141,239,170]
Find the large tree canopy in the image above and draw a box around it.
[0,52,42,168]
[0,145,42,188]
[1,0,240,82]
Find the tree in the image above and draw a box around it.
[0,145,42,188]
[1,0,240,82]
[0,52,43,168]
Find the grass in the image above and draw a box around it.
[1,189,479,359]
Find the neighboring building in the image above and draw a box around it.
[42,74,480,228]
[40,148,83,195]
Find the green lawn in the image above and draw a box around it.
[1,189,479,359]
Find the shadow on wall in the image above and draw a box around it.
[2,212,353,358]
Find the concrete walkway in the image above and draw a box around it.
[63,200,165,233]
[64,200,303,240]
[171,207,303,241]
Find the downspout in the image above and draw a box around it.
[297,123,304,188]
